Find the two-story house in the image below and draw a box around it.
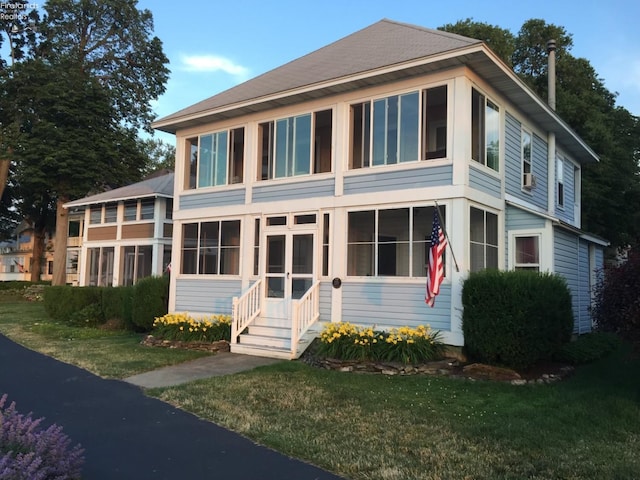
[64,172,174,286]
[152,20,606,359]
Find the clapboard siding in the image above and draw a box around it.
[577,240,592,333]
[179,188,246,210]
[554,228,580,333]
[252,178,334,203]
[175,278,242,314]
[469,165,501,198]
[505,205,547,266]
[343,164,452,195]
[341,282,451,331]
[504,113,548,210]
[319,282,332,322]
[555,158,575,224]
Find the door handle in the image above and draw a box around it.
[287,272,290,278]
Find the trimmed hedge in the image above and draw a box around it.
[462,270,574,369]
[131,276,170,332]
[43,279,168,332]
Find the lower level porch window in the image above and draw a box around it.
[181,220,240,275]
[347,205,445,277]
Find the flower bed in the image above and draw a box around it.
[152,313,231,343]
[316,322,446,364]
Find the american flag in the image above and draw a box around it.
[425,209,447,307]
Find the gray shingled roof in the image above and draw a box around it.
[152,18,598,164]
[65,173,174,208]
[153,20,480,129]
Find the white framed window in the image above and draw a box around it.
[557,156,565,208]
[181,220,241,275]
[259,110,332,180]
[470,206,499,272]
[350,85,448,169]
[185,127,245,189]
[471,88,500,172]
[347,205,445,277]
[521,128,533,191]
[514,235,540,271]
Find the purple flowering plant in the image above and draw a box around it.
[0,394,84,480]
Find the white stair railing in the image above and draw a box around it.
[231,279,262,345]
[291,281,320,358]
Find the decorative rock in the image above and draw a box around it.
[511,379,527,386]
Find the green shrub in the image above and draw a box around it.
[462,270,574,370]
[43,286,102,322]
[67,303,105,328]
[0,280,50,291]
[592,248,640,345]
[555,332,621,365]
[101,286,135,329]
[131,276,170,332]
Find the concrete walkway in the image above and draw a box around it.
[124,351,283,388]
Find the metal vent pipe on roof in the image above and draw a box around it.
[547,39,557,111]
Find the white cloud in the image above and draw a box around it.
[179,54,249,77]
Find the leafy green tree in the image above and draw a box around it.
[440,18,515,66]
[441,18,640,251]
[0,0,169,284]
[140,137,176,175]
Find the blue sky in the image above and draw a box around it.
[138,0,640,144]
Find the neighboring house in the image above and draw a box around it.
[64,173,174,287]
[152,20,607,359]
[0,221,46,281]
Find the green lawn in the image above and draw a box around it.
[0,301,210,378]
[1,299,638,479]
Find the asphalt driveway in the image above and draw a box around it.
[0,334,344,479]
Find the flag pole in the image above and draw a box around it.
[434,200,459,272]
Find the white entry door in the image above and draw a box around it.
[264,231,315,321]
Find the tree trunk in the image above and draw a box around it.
[52,197,69,286]
[0,158,10,203]
[30,226,45,283]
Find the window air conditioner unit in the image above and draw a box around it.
[523,173,536,189]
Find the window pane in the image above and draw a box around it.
[214,131,228,186]
[275,119,289,178]
[124,201,137,221]
[515,236,539,264]
[123,245,136,286]
[267,235,285,274]
[187,137,198,189]
[399,92,419,162]
[348,211,374,243]
[425,86,447,159]
[104,203,117,223]
[294,114,311,175]
[90,207,101,224]
[470,243,485,273]
[137,246,153,281]
[230,128,244,184]
[88,248,100,285]
[486,212,498,246]
[181,223,198,274]
[140,199,154,220]
[220,247,239,274]
[470,207,485,243]
[292,278,312,300]
[221,220,240,246]
[198,134,214,187]
[200,222,219,274]
[486,245,499,269]
[293,234,313,274]
[347,243,374,276]
[471,89,484,163]
[379,208,409,241]
[372,98,387,166]
[386,95,398,164]
[100,247,114,286]
[486,100,500,171]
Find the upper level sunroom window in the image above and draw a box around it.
[350,85,447,169]
[185,127,244,189]
[258,110,332,180]
[471,88,500,172]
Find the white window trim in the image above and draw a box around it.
[521,127,533,194]
[508,229,552,272]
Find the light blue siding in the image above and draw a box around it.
[179,188,245,210]
[555,158,575,224]
[343,164,452,195]
[504,112,548,209]
[469,165,501,198]
[175,278,242,314]
[319,282,332,322]
[577,240,592,333]
[341,281,451,331]
[252,178,334,203]
[505,205,547,265]
[553,228,580,333]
